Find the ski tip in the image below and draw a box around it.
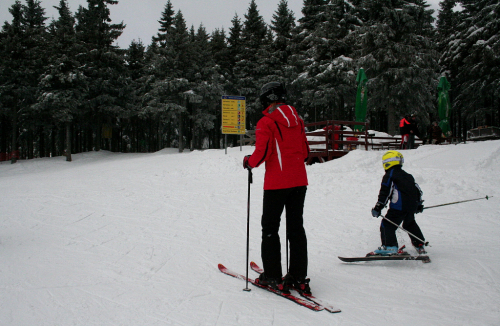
[218,263,226,271]
[421,257,431,263]
[326,308,342,313]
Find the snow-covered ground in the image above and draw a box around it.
[1,141,499,325]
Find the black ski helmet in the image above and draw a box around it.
[259,82,287,109]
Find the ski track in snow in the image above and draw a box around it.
[1,142,500,325]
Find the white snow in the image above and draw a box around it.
[1,141,500,325]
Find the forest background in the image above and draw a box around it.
[0,0,498,161]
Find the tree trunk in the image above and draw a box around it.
[166,120,171,148]
[66,122,72,162]
[1,115,8,153]
[95,115,102,152]
[179,112,184,153]
[11,107,18,164]
[39,126,46,158]
[387,104,396,135]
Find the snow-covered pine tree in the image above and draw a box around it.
[436,0,462,137]
[188,24,219,150]
[0,0,48,162]
[152,0,175,47]
[306,0,362,121]
[255,0,296,103]
[75,0,126,152]
[233,0,268,129]
[225,14,243,98]
[353,0,438,135]
[36,0,88,161]
[0,1,25,160]
[123,39,148,152]
[146,10,193,151]
[208,28,229,148]
[287,0,329,119]
[450,0,500,129]
[270,0,296,65]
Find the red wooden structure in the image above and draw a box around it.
[305,120,369,164]
[304,120,423,164]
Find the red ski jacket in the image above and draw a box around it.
[399,117,411,135]
[247,103,310,190]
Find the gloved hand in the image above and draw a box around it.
[416,203,424,214]
[371,203,384,218]
[243,155,252,170]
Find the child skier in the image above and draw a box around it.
[369,150,427,256]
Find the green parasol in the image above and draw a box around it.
[437,76,452,136]
[354,68,368,132]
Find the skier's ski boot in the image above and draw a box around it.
[366,245,399,257]
[283,274,311,296]
[414,244,427,255]
[256,273,290,293]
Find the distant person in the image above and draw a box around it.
[399,115,411,149]
[408,115,420,149]
[369,150,427,256]
[243,82,311,294]
[430,122,443,144]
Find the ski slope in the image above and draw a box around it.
[1,141,499,325]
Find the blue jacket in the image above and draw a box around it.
[377,166,422,212]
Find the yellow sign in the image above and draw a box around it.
[222,96,246,135]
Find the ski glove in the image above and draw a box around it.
[243,155,252,170]
[371,203,384,218]
[416,203,424,214]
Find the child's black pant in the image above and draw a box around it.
[380,209,425,247]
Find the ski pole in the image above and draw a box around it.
[381,215,430,247]
[244,168,253,292]
[286,231,289,273]
[423,195,491,210]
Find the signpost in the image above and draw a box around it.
[222,96,246,153]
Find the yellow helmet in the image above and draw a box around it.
[382,150,404,170]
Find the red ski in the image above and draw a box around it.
[249,262,341,313]
[218,264,322,312]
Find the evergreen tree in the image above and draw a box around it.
[146,10,194,151]
[287,0,329,115]
[446,0,500,129]
[36,0,87,161]
[124,39,147,152]
[299,0,329,32]
[260,0,296,106]
[270,0,296,63]
[436,0,461,136]
[209,28,229,148]
[75,0,126,151]
[437,0,458,42]
[0,1,24,159]
[293,0,361,122]
[189,24,221,149]
[225,14,243,96]
[0,0,48,161]
[234,0,268,128]
[152,0,175,47]
[211,28,230,76]
[353,0,438,134]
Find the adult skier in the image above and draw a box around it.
[399,115,412,149]
[369,150,427,255]
[243,82,311,294]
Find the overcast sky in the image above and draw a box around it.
[1,0,446,48]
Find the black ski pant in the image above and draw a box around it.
[380,209,425,248]
[261,186,308,280]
